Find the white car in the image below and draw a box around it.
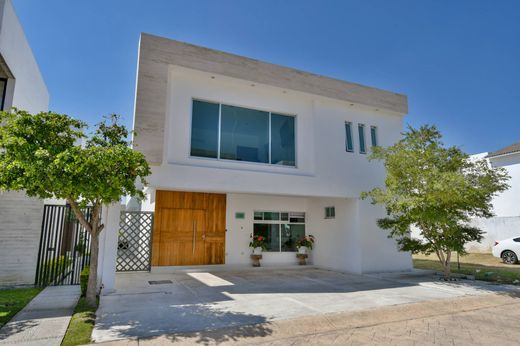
[492,236,520,264]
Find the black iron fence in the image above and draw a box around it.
[35,205,92,286]
[116,211,154,272]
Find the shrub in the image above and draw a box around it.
[80,266,90,297]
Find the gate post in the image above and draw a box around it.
[98,203,121,295]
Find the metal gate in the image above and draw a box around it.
[35,205,92,286]
[116,211,154,272]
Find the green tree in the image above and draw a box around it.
[0,109,151,306]
[361,125,509,279]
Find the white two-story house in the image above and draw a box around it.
[130,33,411,274]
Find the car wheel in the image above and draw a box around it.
[501,250,518,264]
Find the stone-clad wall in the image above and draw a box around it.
[0,191,43,286]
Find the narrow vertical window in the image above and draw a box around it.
[358,124,366,154]
[345,122,354,152]
[370,126,377,147]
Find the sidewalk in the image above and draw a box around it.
[0,285,80,346]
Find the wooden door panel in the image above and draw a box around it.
[153,191,226,266]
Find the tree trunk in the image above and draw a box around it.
[86,229,99,307]
[443,251,452,281]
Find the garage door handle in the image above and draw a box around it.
[192,221,196,255]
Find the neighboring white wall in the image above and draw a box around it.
[467,217,520,252]
[148,66,403,199]
[0,0,49,286]
[464,152,520,252]
[487,153,520,217]
[0,191,43,286]
[412,152,520,253]
[0,0,49,113]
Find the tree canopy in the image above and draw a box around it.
[0,109,151,305]
[362,125,510,278]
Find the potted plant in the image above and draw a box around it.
[249,234,267,255]
[296,235,315,254]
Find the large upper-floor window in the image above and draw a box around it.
[190,100,296,166]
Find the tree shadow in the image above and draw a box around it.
[0,318,40,340]
[94,302,272,343]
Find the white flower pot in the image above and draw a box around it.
[298,246,308,254]
[253,247,263,255]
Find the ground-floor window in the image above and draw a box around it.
[253,211,305,252]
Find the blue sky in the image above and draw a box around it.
[12,0,520,154]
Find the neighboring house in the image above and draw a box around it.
[467,142,520,252]
[116,32,412,276]
[0,0,49,286]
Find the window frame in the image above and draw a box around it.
[189,98,298,168]
[345,122,354,152]
[358,123,366,154]
[325,206,335,219]
[253,210,306,252]
[370,126,378,147]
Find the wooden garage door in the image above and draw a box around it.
[152,191,226,266]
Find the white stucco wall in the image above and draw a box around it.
[487,153,520,217]
[0,0,49,286]
[148,66,403,199]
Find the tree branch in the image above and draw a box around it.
[67,198,92,234]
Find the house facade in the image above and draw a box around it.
[0,0,49,286]
[467,143,520,252]
[125,33,411,275]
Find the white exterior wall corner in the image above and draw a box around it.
[0,0,48,286]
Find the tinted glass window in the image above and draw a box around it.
[345,122,354,152]
[281,224,305,251]
[370,126,377,147]
[358,124,366,154]
[271,113,295,166]
[190,100,219,158]
[514,237,520,242]
[254,224,280,251]
[220,105,269,163]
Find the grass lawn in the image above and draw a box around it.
[0,287,42,328]
[61,297,97,346]
[413,252,520,284]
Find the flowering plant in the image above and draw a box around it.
[249,234,267,250]
[296,235,315,250]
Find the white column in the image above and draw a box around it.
[98,203,121,295]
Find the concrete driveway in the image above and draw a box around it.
[92,267,512,343]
